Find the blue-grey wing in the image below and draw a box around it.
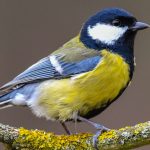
[0,57,55,90]
[0,54,101,91]
[58,55,100,76]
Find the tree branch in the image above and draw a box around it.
[0,121,150,150]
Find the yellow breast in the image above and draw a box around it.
[31,50,130,121]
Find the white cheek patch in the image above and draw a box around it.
[88,23,128,45]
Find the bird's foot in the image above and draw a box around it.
[91,122,110,131]
[77,116,110,149]
[92,126,109,149]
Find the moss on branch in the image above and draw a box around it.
[0,121,150,150]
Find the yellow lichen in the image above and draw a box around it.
[14,128,93,150]
[119,126,131,131]
[99,130,118,141]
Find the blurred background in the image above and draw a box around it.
[0,0,150,149]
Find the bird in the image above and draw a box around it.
[0,7,149,146]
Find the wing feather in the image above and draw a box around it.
[0,54,101,93]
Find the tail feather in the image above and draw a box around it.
[0,103,13,110]
[0,83,39,109]
[0,97,12,109]
[0,92,13,109]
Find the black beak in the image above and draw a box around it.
[130,21,150,31]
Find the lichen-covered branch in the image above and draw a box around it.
[0,121,150,150]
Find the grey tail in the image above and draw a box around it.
[0,101,13,109]
[0,93,13,109]
[0,83,39,109]
[0,89,19,109]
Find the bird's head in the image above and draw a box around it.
[80,8,149,51]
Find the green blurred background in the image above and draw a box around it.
[0,0,150,149]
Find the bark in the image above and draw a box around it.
[0,121,150,150]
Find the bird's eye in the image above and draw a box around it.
[112,19,121,26]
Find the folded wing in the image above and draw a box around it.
[0,54,101,95]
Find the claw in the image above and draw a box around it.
[93,130,102,149]
[77,116,110,149]
[92,128,109,149]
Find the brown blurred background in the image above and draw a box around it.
[0,0,150,149]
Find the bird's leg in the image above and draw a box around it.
[60,122,72,135]
[77,116,110,149]
[77,116,109,130]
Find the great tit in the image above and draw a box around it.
[0,7,149,144]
